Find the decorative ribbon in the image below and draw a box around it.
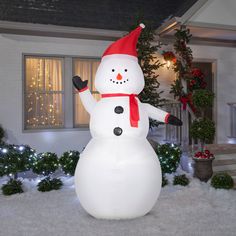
[101,93,140,128]
[180,94,196,113]
[180,97,188,110]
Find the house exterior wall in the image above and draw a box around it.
[190,0,236,27]
[0,34,111,155]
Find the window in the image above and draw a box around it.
[24,56,64,129]
[73,58,100,127]
[24,55,100,130]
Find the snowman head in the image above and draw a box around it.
[95,54,144,94]
[95,24,145,95]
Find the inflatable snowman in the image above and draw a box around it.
[73,24,182,219]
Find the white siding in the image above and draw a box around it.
[190,0,236,27]
[0,34,111,155]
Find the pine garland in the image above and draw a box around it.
[170,26,193,99]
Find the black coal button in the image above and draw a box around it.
[114,106,124,114]
[113,127,123,136]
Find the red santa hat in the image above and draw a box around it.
[102,23,145,59]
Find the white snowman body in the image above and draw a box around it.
[75,54,169,219]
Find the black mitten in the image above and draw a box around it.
[167,115,183,126]
[72,76,88,91]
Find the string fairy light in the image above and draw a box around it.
[25,58,63,128]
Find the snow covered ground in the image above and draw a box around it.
[0,174,236,236]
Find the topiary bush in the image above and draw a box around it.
[173,174,189,186]
[37,177,63,192]
[1,179,23,195]
[211,173,234,190]
[192,89,214,109]
[190,118,215,145]
[59,150,80,176]
[32,152,59,176]
[155,143,181,174]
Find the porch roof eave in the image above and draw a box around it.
[0,20,126,41]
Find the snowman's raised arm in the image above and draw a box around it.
[73,76,96,114]
[142,103,182,126]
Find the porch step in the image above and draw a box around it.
[213,164,236,172]
[205,144,236,155]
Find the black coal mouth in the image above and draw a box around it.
[110,79,129,84]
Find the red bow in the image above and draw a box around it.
[180,97,188,110]
[101,93,140,128]
[180,94,196,113]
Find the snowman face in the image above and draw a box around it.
[95,55,145,94]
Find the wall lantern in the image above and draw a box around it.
[162,51,176,69]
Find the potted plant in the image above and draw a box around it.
[190,77,216,182]
[192,149,215,182]
[190,118,215,152]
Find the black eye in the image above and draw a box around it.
[112,69,115,72]
[124,69,128,72]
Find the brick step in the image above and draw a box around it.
[213,164,236,172]
[214,154,236,160]
[214,169,236,176]
[213,158,236,166]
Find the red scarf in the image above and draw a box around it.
[101,93,140,128]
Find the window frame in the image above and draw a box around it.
[22,54,100,132]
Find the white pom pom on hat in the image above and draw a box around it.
[139,23,145,28]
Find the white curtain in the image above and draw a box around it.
[73,59,100,126]
[25,57,63,129]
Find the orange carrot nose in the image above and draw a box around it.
[116,73,122,80]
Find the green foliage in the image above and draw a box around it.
[173,174,189,186]
[211,173,234,190]
[190,118,215,143]
[155,143,181,174]
[0,125,4,144]
[59,150,80,176]
[162,174,168,187]
[0,144,37,178]
[129,19,165,128]
[192,89,214,109]
[170,78,184,99]
[170,26,193,99]
[37,177,63,192]
[32,152,59,176]
[1,179,24,195]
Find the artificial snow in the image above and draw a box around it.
[0,175,236,236]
